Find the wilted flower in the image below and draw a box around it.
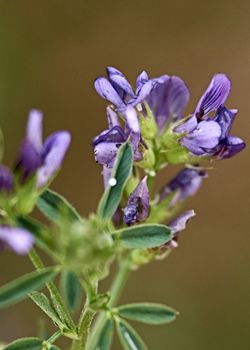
[0,225,34,255]
[159,167,207,206]
[175,74,245,159]
[124,176,149,225]
[16,109,71,187]
[164,210,195,249]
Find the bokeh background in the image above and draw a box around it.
[0,1,249,349]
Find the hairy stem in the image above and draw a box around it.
[87,255,131,349]
[71,281,97,350]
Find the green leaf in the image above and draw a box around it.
[49,346,61,350]
[98,142,133,219]
[116,319,147,350]
[29,291,64,327]
[117,303,178,325]
[0,267,58,309]
[37,189,82,224]
[95,317,113,350]
[60,271,82,312]
[113,224,172,249]
[3,337,43,350]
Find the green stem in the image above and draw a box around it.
[71,281,97,350]
[28,249,75,331]
[87,255,131,350]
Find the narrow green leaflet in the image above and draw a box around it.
[3,337,43,350]
[112,224,172,249]
[29,291,64,327]
[116,319,147,350]
[0,267,58,309]
[97,142,133,219]
[49,346,61,350]
[37,189,82,224]
[94,317,113,350]
[117,303,178,325]
[60,270,82,312]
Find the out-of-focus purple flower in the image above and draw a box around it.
[159,167,208,206]
[146,75,190,132]
[0,225,34,255]
[163,210,195,249]
[175,74,245,159]
[124,176,149,225]
[0,165,14,192]
[16,110,71,187]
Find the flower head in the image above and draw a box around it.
[0,225,34,255]
[175,74,245,159]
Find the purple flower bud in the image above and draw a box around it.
[124,176,149,225]
[0,165,14,192]
[159,167,207,206]
[0,225,34,255]
[16,110,71,187]
[164,210,195,249]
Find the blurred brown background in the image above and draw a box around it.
[0,0,249,349]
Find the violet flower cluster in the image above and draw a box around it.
[93,67,245,233]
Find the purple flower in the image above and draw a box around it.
[164,210,195,249]
[159,167,208,206]
[0,225,34,255]
[123,176,149,225]
[175,74,245,158]
[146,75,190,132]
[0,165,14,192]
[16,110,71,187]
[94,67,162,113]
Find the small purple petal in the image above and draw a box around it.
[159,167,208,205]
[106,67,134,98]
[125,106,140,134]
[174,115,198,133]
[17,140,42,179]
[214,106,237,139]
[0,226,34,255]
[147,76,190,131]
[106,107,120,128]
[94,141,122,168]
[194,74,231,118]
[136,70,149,91]
[124,176,149,225]
[37,131,71,187]
[26,109,43,151]
[0,165,14,192]
[130,80,156,107]
[93,126,126,146]
[94,77,126,108]
[179,120,221,155]
[218,136,246,159]
[168,210,196,235]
